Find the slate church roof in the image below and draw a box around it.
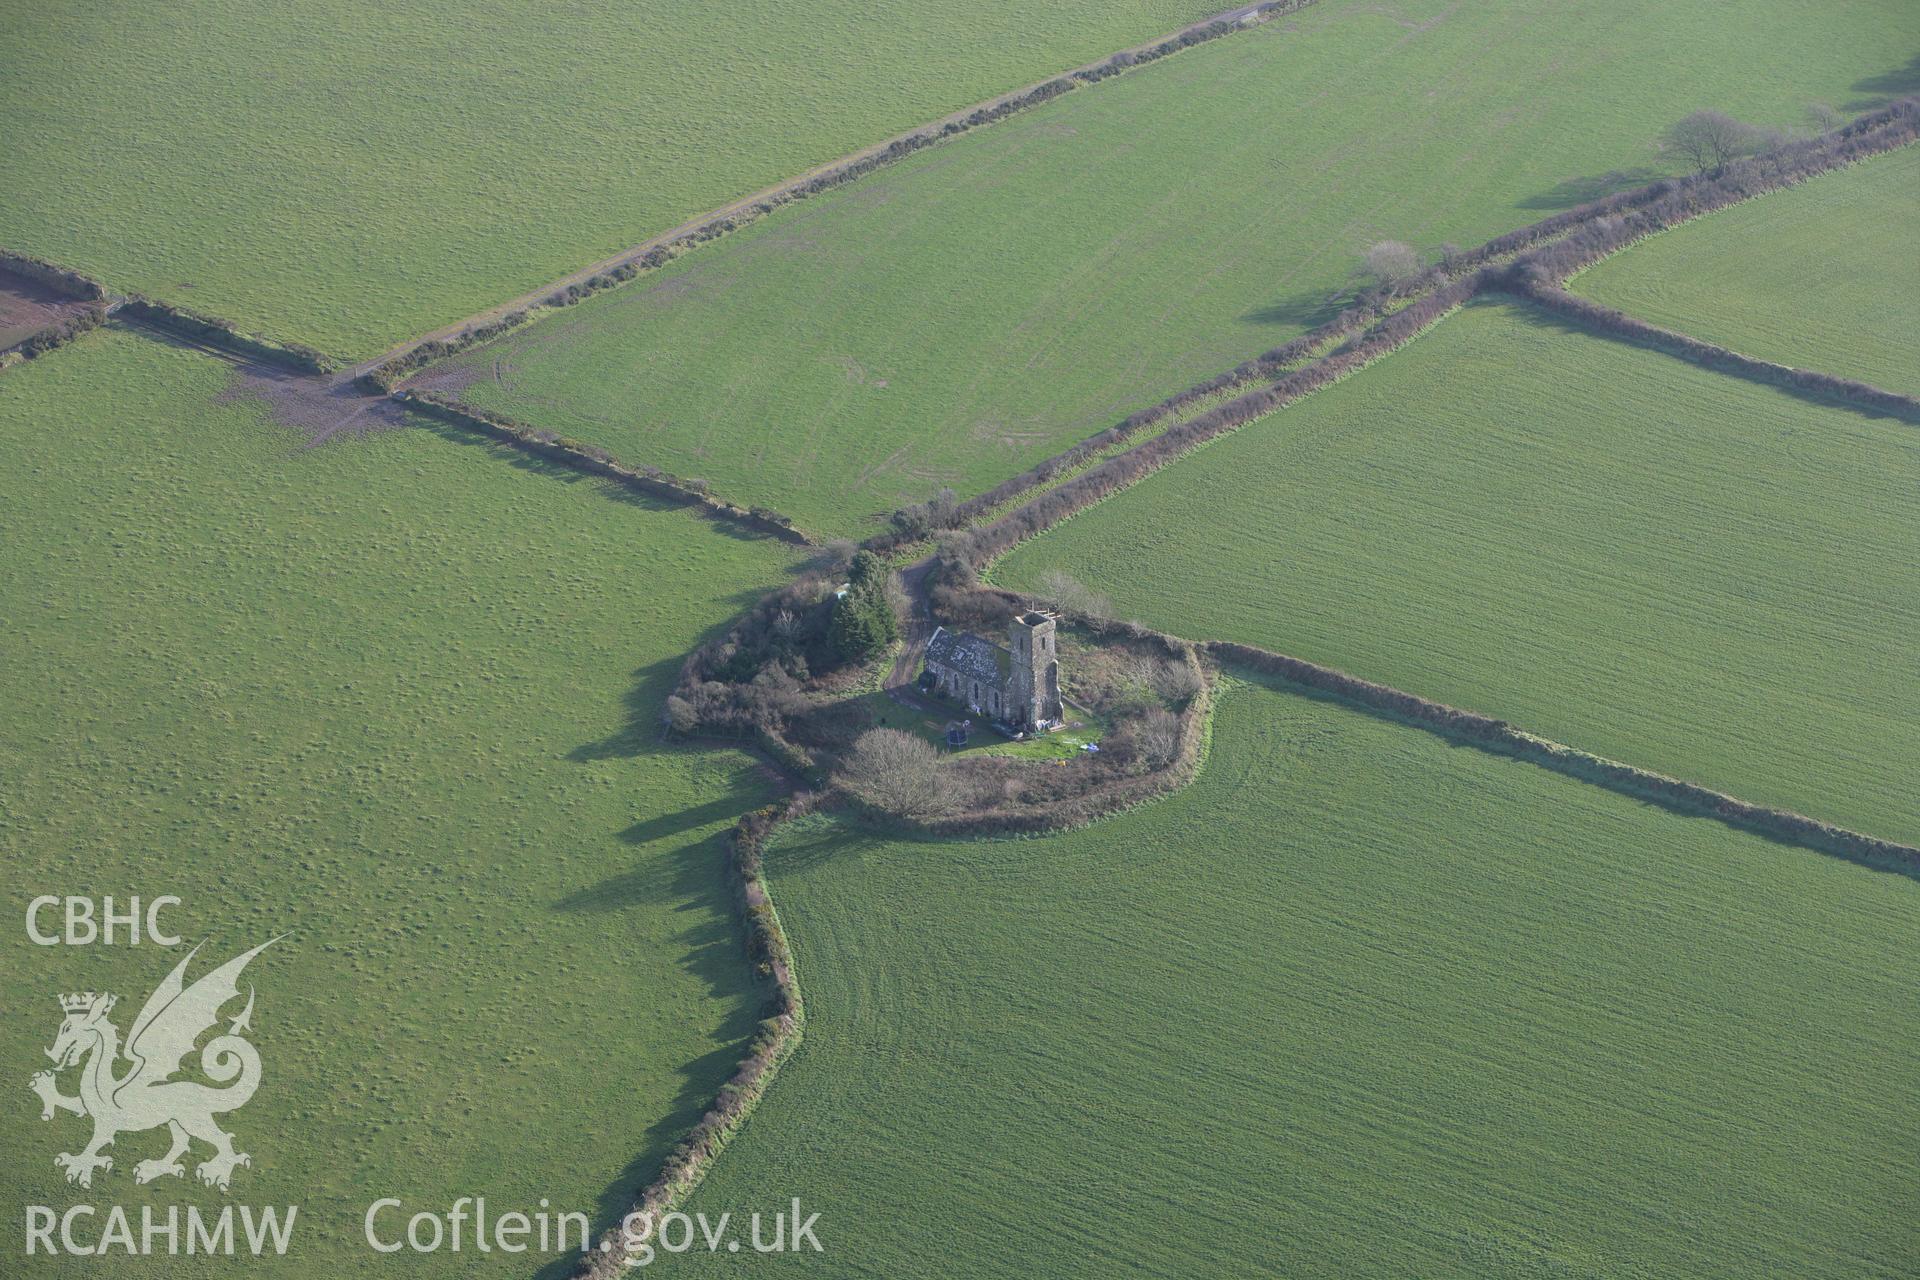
[924,626,1012,682]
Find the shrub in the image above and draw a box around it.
[889,487,959,538]
[663,695,699,735]
[1662,110,1766,174]
[836,729,952,818]
[1363,240,1423,292]
[1127,706,1182,771]
[1032,569,1113,620]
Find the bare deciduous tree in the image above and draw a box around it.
[814,539,858,575]
[1034,569,1113,620]
[1663,111,1762,174]
[1806,101,1844,134]
[883,571,912,625]
[1154,656,1204,705]
[1363,240,1422,292]
[837,729,952,818]
[1133,707,1183,771]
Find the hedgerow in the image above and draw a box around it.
[398,391,811,543]
[0,304,105,369]
[1209,641,1919,873]
[1503,279,1919,420]
[915,97,1920,572]
[366,1,1317,395]
[0,248,108,300]
[0,250,112,371]
[119,295,338,374]
[576,794,812,1277]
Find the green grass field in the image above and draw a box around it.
[995,299,1920,845]
[439,0,1917,536]
[675,677,1920,1278]
[0,0,1219,358]
[7,5,1919,1274]
[1574,146,1920,393]
[0,329,804,1275]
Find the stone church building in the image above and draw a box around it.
[921,610,1064,731]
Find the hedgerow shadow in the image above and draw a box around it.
[1504,298,1920,426]
[540,816,775,1279]
[528,1009,762,1280]
[1241,285,1351,330]
[1518,166,1664,211]
[568,580,773,764]
[1846,53,1920,110]
[1227,664,1920,886]
[411,412,604,487]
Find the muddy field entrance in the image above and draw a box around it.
[0,266,95,351]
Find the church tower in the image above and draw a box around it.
[1007,611,1063,730]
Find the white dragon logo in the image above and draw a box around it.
[29,939,278,1192]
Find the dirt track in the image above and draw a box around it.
[883,556,940,711]
[121,315,406,442]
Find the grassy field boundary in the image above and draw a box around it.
[937,574,1920,867]
[578,797,811,1278]
[582,582,1917,1275]
[398,390,816,545]
[1505,100,1918,290]
[864,309,1373,555]
[0,246,351,378]
[0,246,109,301]
[366,0,1315,392]
[1482,98,1920,417]
[1206,641,1920,876]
